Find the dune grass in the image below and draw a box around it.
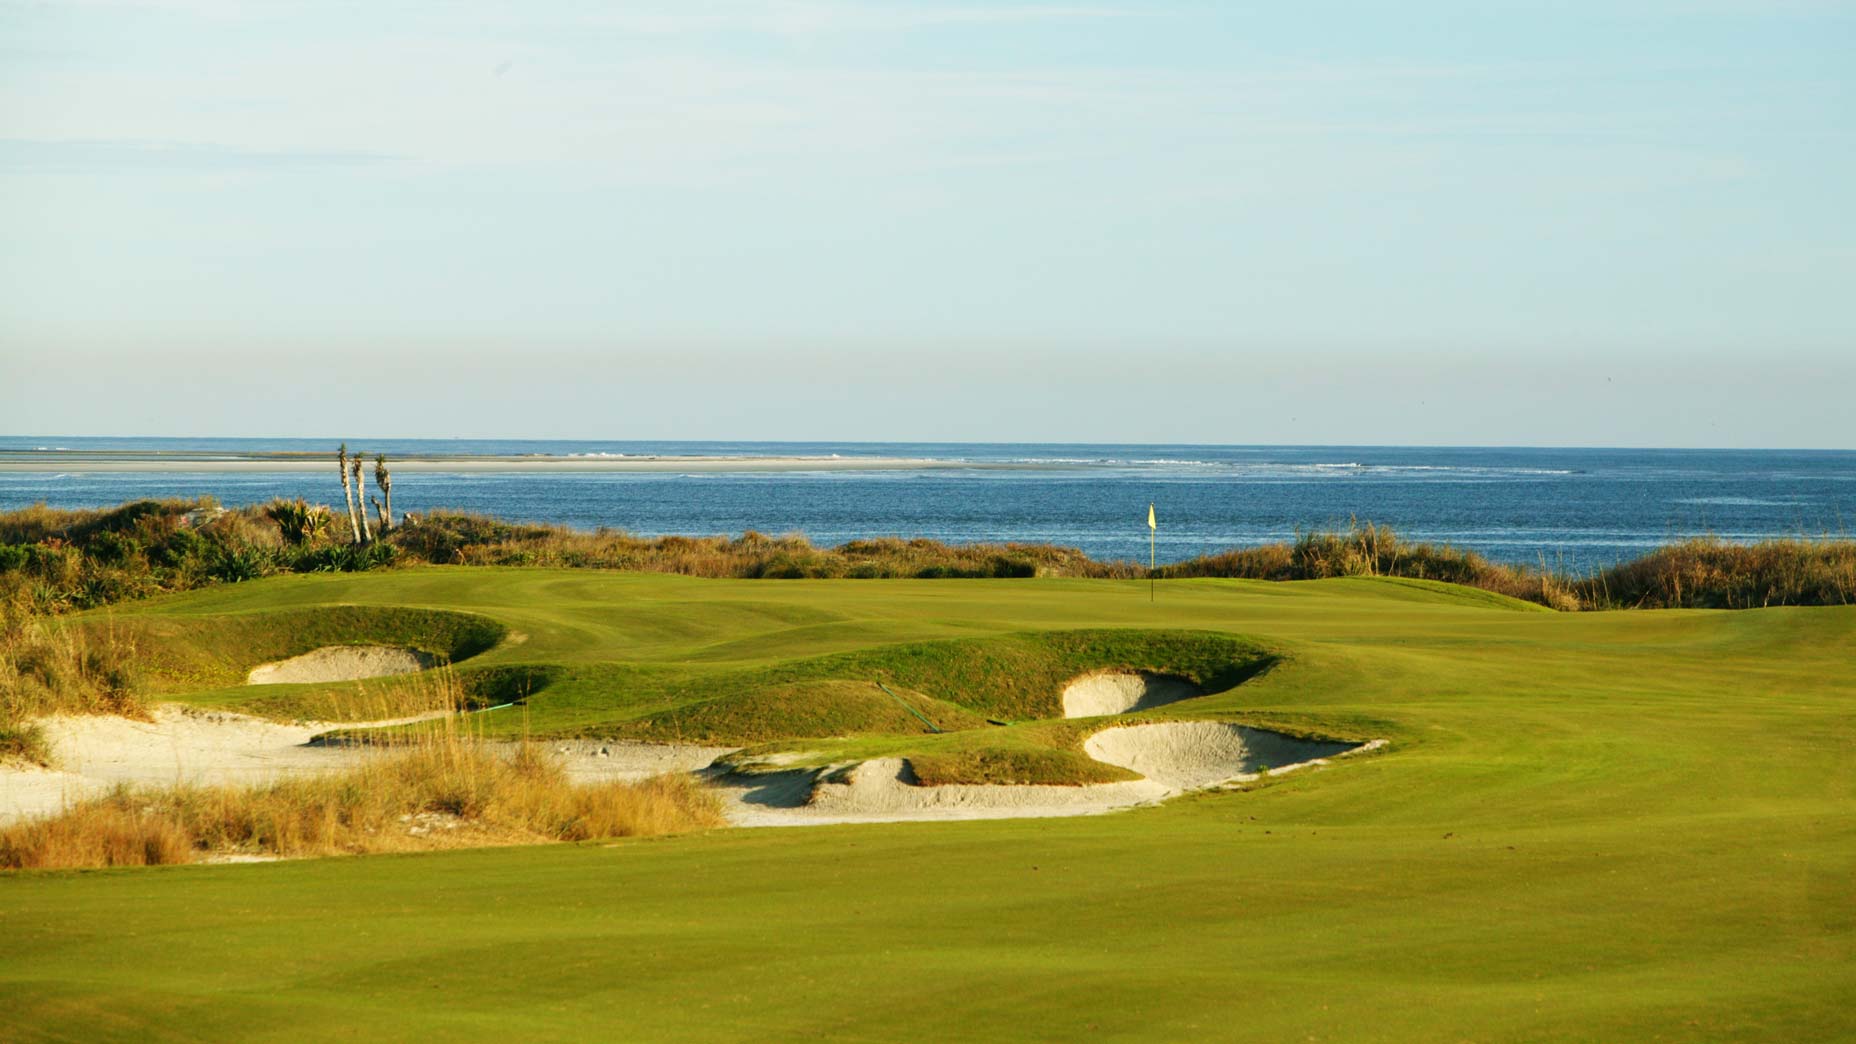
[6,499,1853,615]
[0,746,722,870]
[0,591,144,764]
[0,568,1850,1040]
[0,695,724,870]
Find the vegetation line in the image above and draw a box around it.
[3,499,1852,616]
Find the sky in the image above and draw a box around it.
[2,0,1852,446]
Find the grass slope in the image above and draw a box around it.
[2,568,1852,1040]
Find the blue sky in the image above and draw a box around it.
[2,1,1851,446]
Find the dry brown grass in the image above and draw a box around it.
[2,666,724,870]
[7,500,1854,614]
[1574,537,1856,609]
[391,512,1134,579]
[1159,522,1585,610]
[1,591,144,763]
[0,727,725,870]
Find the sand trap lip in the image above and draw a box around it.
[1061,671,1202,718]
[247,645,437,685]
[0,707,741,826]
[0,707,1381,833]
[701,724,1379,827]
[1084,721,1362,790]
[0,706,436,824]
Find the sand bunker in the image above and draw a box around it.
[0,705,1380,832]
[1061,671,1201,717]
[782,758,1171,824]
[0,708,739,826]
[696,724,1377,827]
[0,707,413,824]
[247,645,436,685]
[1085,721,1360,790]
[550,740,739,784]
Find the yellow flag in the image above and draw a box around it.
[1147,503,1156,530]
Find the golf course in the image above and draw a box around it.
[3,566,1851,1040]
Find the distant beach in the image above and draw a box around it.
[1,440,1849,569]
[0,450,977,474]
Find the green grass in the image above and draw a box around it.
[2,567,1852,1040]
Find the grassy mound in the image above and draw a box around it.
[91,605,505,694]
[905,746,1137,787]
[298,628,1275,746]
[616,680,989,744]
[771,629,1277,723]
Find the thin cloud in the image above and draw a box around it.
[0,138,400,173]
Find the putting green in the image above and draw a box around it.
[4,567,1852,1041]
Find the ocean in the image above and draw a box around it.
[2,438,1850,570]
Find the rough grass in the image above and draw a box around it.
[0,591,144,764]
[1160,522,1585,609]
[905,747,1134,787]
[88,604,507,696]
[8,499,1853,615]
[0,731,724,870]
[764,629,1277,724]
[1578,536,1856,608]
[618,680,990,745]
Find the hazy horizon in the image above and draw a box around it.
[5,435,1853,454]
[5,2,1852,449]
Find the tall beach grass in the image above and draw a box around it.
[0,671,724,870]
[3,499,1851,613]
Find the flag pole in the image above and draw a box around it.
[1148,502,1156,603]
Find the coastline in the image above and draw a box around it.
[0,452,996,474]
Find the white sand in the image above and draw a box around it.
[1084,721,1360,790]
[707,724,1374,827]
[0,707,420,823]
[247,645,435,685]
[0,707,742,826]
[549,740,740,783]
[720,758,1175,827]
[0,706,1382,831]
[1060,671,1202,718]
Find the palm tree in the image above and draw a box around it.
[371,454,394,531]
[337,443,362,543]
[351,456,373,543]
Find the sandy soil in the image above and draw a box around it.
[1084,721,1361,789]
[0,709,740,826]
[549,740,740,784]
[1060,671,1202,717]
[0,707,422,823]
[717,759,1175,826]
[1,708,1381,830]
[247,645,435,685]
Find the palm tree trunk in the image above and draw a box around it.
[338,444,361,544]
[373,455,394,531]
[352,458,373,543]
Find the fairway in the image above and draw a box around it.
[3,568,1853,1041]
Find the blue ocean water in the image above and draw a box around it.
[2,438,1850,570]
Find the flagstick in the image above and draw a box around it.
[1149,514,1156,603]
